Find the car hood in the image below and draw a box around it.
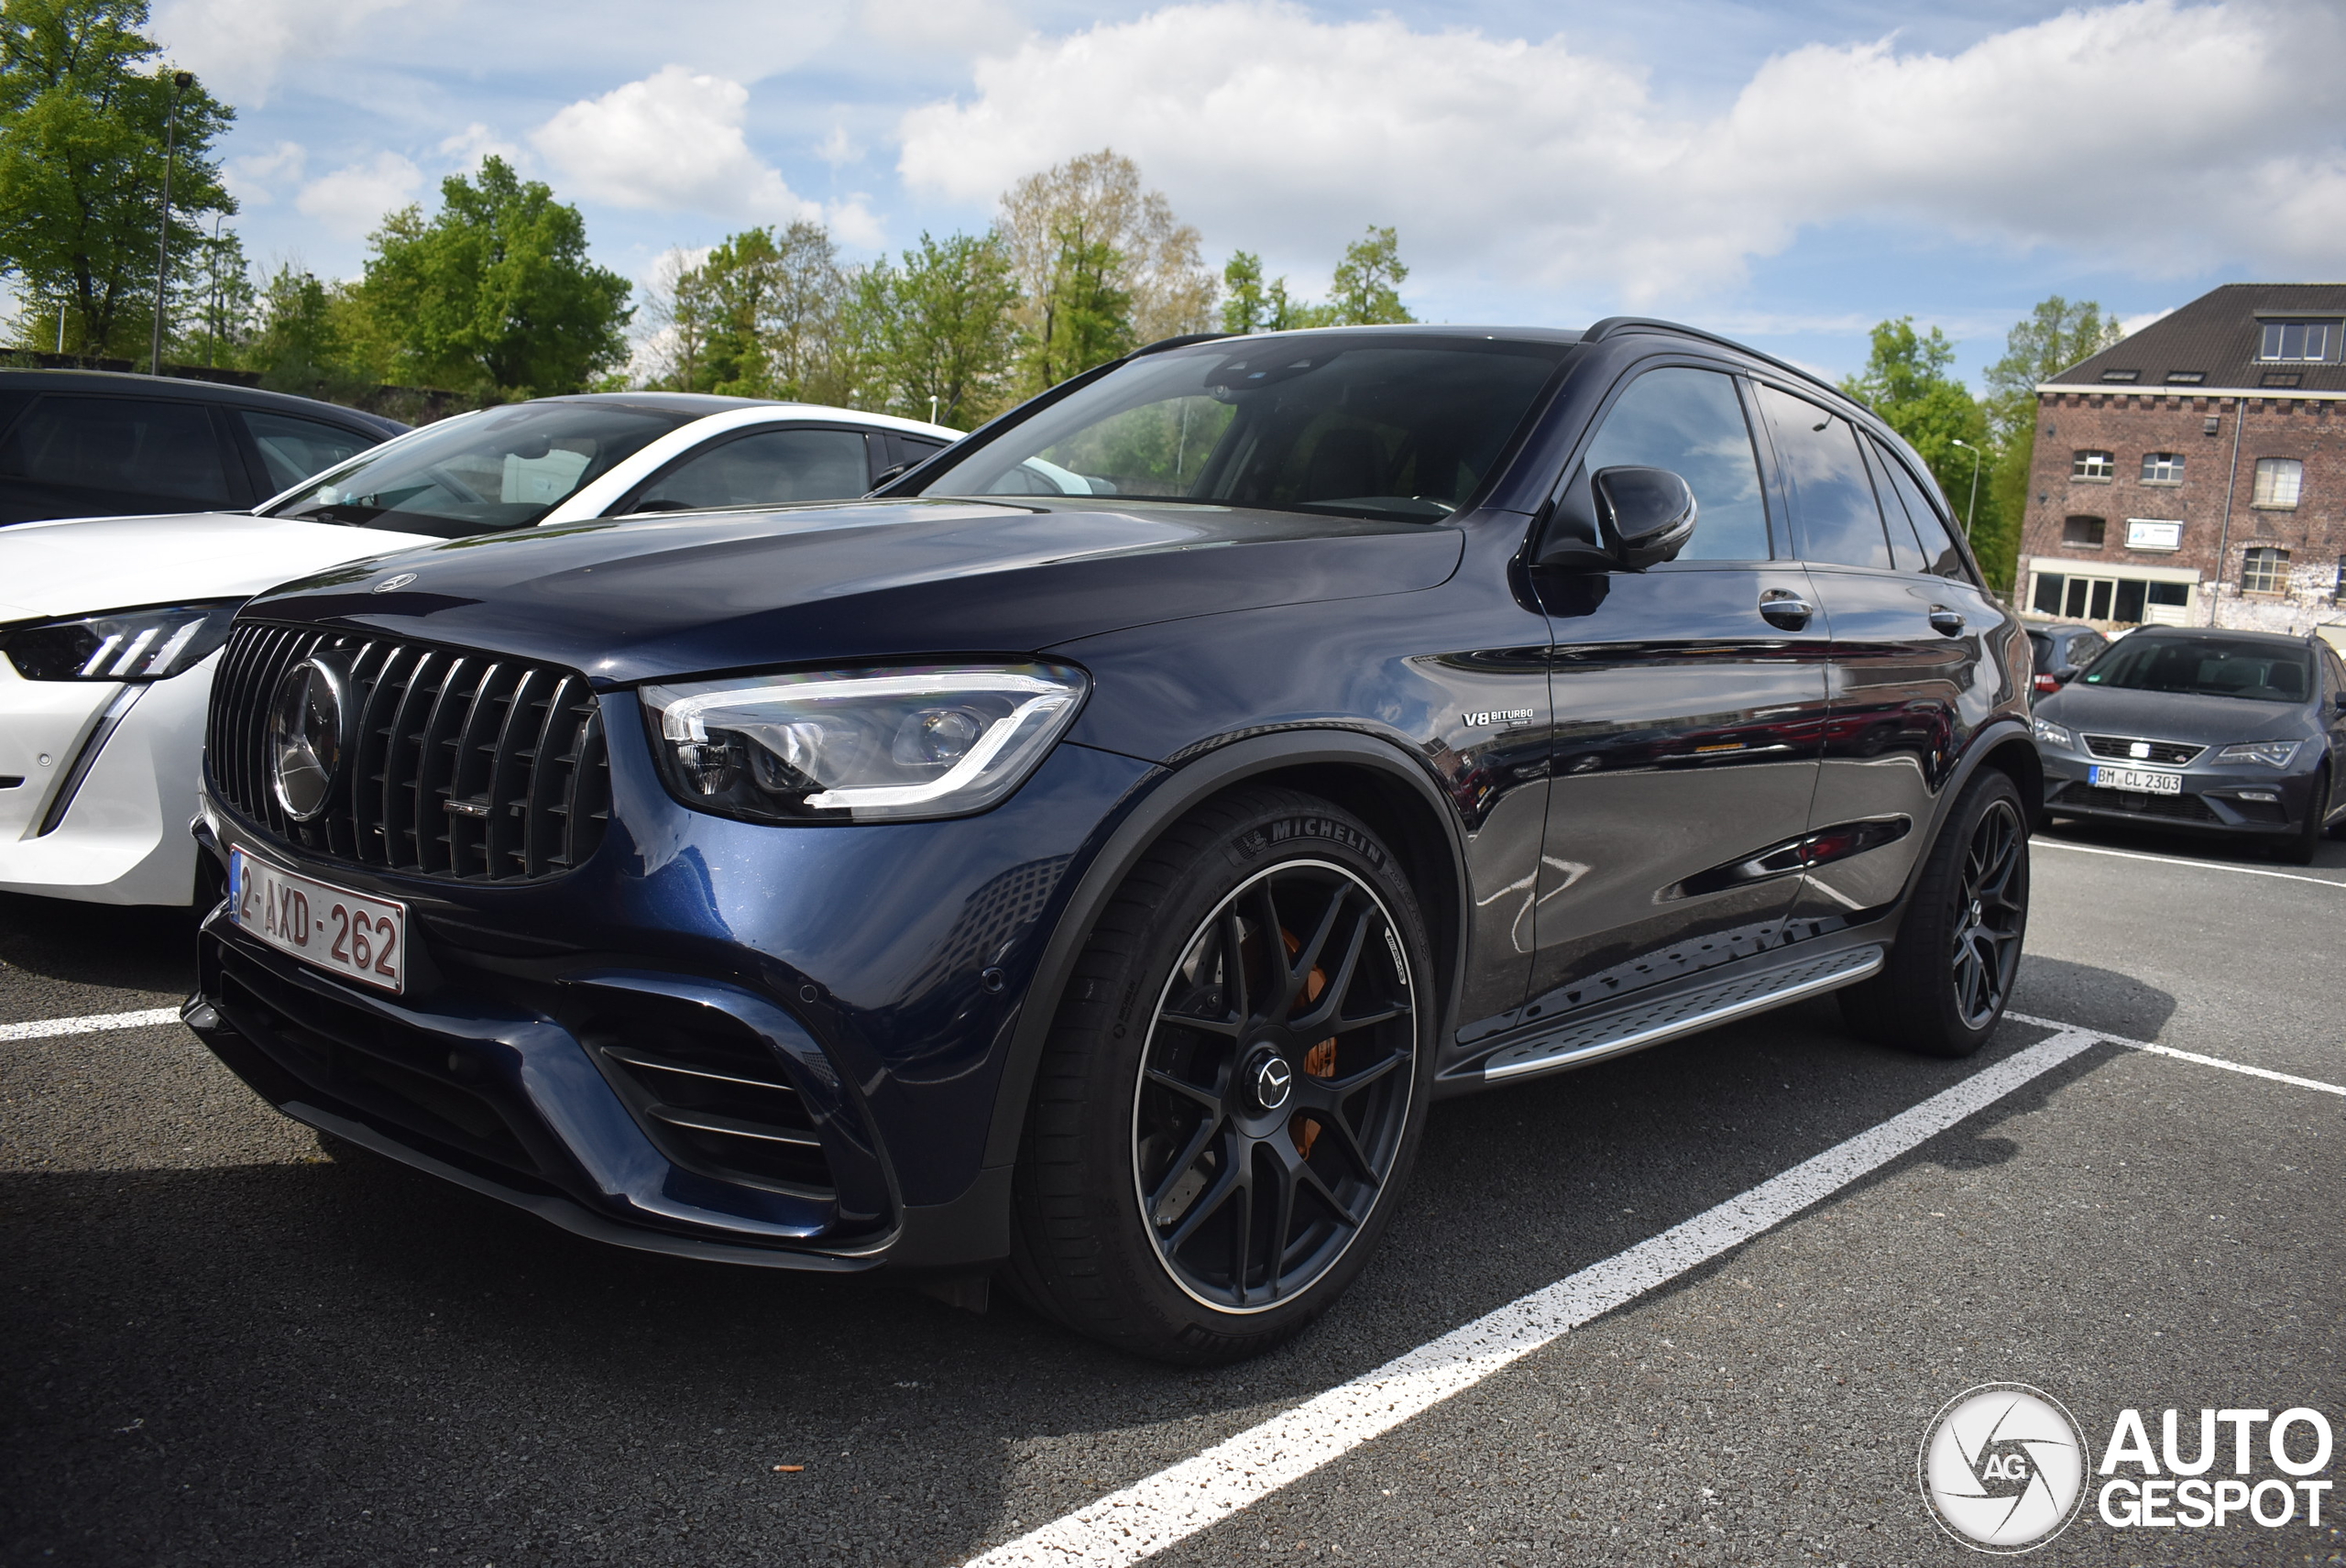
[242,498,1469,684]
[2038,683,2318,743]
[0,510,437,623]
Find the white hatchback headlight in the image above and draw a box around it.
[640,663,1088,823]
[1,601,240,682]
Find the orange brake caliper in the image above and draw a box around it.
[1281,929,1339,1157]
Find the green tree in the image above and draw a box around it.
[0,0,236,357]
[1025,219,1133,390]
[848,230,1021,426]
[1325,225,1412,325]
[1841,316,2002,579]
[1221,250,1267,335]
[682,220,844,399]
[354,156,630,399]
[1979,296,2127,587]
[241,263,375,400]
[174,223,252,366]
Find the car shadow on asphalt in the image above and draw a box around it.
[1,960,2177,1566]
[0,890,201,1000]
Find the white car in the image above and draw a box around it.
[0,393,960,905]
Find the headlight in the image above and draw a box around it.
[2032,717,2072,749]
[2217,740,2301,770]
[1,602,239,682]
[640,663,1088,823]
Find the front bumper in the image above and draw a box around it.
[0,652,217,905]
[2040,748,2320,836]
[186,729,1157,1271]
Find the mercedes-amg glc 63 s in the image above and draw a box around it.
[183,320,2040,1363]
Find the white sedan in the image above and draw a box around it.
[0,392,959,905]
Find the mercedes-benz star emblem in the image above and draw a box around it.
[268,655,349,821]
[1253,1054,1294,1111]
[373,572,417,593]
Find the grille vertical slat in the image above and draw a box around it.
[204,625,608,883]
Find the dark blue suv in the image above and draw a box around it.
[185,322,2039,1362]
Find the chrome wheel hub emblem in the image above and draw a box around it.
[1251,1052,1294,1112]
[268,655,349,821]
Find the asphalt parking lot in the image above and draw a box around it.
[4,819,2341,1568]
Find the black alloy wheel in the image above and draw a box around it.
[1839,768,2031,1058]
[1134,860,1417,1312]
[1947,798,2026,1030]
[1008,787,1434,1364]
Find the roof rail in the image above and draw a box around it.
[1581,316,1844,400]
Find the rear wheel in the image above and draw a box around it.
[1839,769,2029,1058]
[1008,787,1434,1364]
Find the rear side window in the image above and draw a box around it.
[630,426,874,512]
[1868,437,1968,578]
[0,396,231,505]
[1752,384,1890,569]
[1578,367,1772,561]
[243,411,376,494]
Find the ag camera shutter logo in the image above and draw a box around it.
[1918,1384,2088,1552]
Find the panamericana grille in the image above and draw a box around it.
[207,622,610,881]
[2084,734,2204,766]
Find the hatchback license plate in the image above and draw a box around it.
[2089,765,2183,795]
[229,849,407,994]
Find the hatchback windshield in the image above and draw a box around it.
[915,336,1565,523]
[267,402,691,537]
[2078,634,2313,704]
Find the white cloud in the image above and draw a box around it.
[294,151,424,239]
[531,65,825,221]
[151,0,411,104]
[222,139,306,207]
[859,0,1023,58]
[438,122,524,174]
[897,0,2346,304]
[817,125,863,167]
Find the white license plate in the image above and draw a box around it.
[230,848,407,994]
[2090,765,2183,795]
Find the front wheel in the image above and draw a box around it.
[1839,769,2030,1058]
[1007,787,1435,1364]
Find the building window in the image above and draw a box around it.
[2072,450,2114,480]
[2099,368,2140,382]
[2259,321,2338,362]
[2140,452,2185,484]
[2252,457,2303,508]
[2263,371,2302,389]
[2165,371,2205,384]
[2062,515,2106,547]
[2242,546,2289,595]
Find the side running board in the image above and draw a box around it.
[1474,945,1885,1083]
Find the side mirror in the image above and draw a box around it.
[1530,464,1698,572]
[1592,466,1696,571]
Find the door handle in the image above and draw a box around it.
[1928,607,1966,636]
[1759,589,1814,630]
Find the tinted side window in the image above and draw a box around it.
[1579,367,1770,561]
[1861,440,1928,573]
[633,427,873,511]
[243,411,376,494]
[1869,437,1968,577]
[0,396,231,505]
[1753,384,1890,569]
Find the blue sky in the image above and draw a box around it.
[137,0,2346,389]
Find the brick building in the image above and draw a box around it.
[2018,282,2346,646]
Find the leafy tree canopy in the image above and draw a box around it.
[0,0,234,356]
[355,157,630,399]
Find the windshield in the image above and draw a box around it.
[915,336,1566,523]
[267,402,691,536]
[2078,635,2312,704]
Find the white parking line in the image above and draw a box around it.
[2034,837,2346,888]
[2005,1011,2345,1096]
[0,1006,182,1043]
[964,1025,2102,1568]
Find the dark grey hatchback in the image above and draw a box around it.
[2034,627,2346,862]
[186,319,2040,1362]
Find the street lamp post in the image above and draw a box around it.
[1949,437,1984,537]
[148,70,193,377]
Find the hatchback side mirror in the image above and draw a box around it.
[1592,466,1697,571]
